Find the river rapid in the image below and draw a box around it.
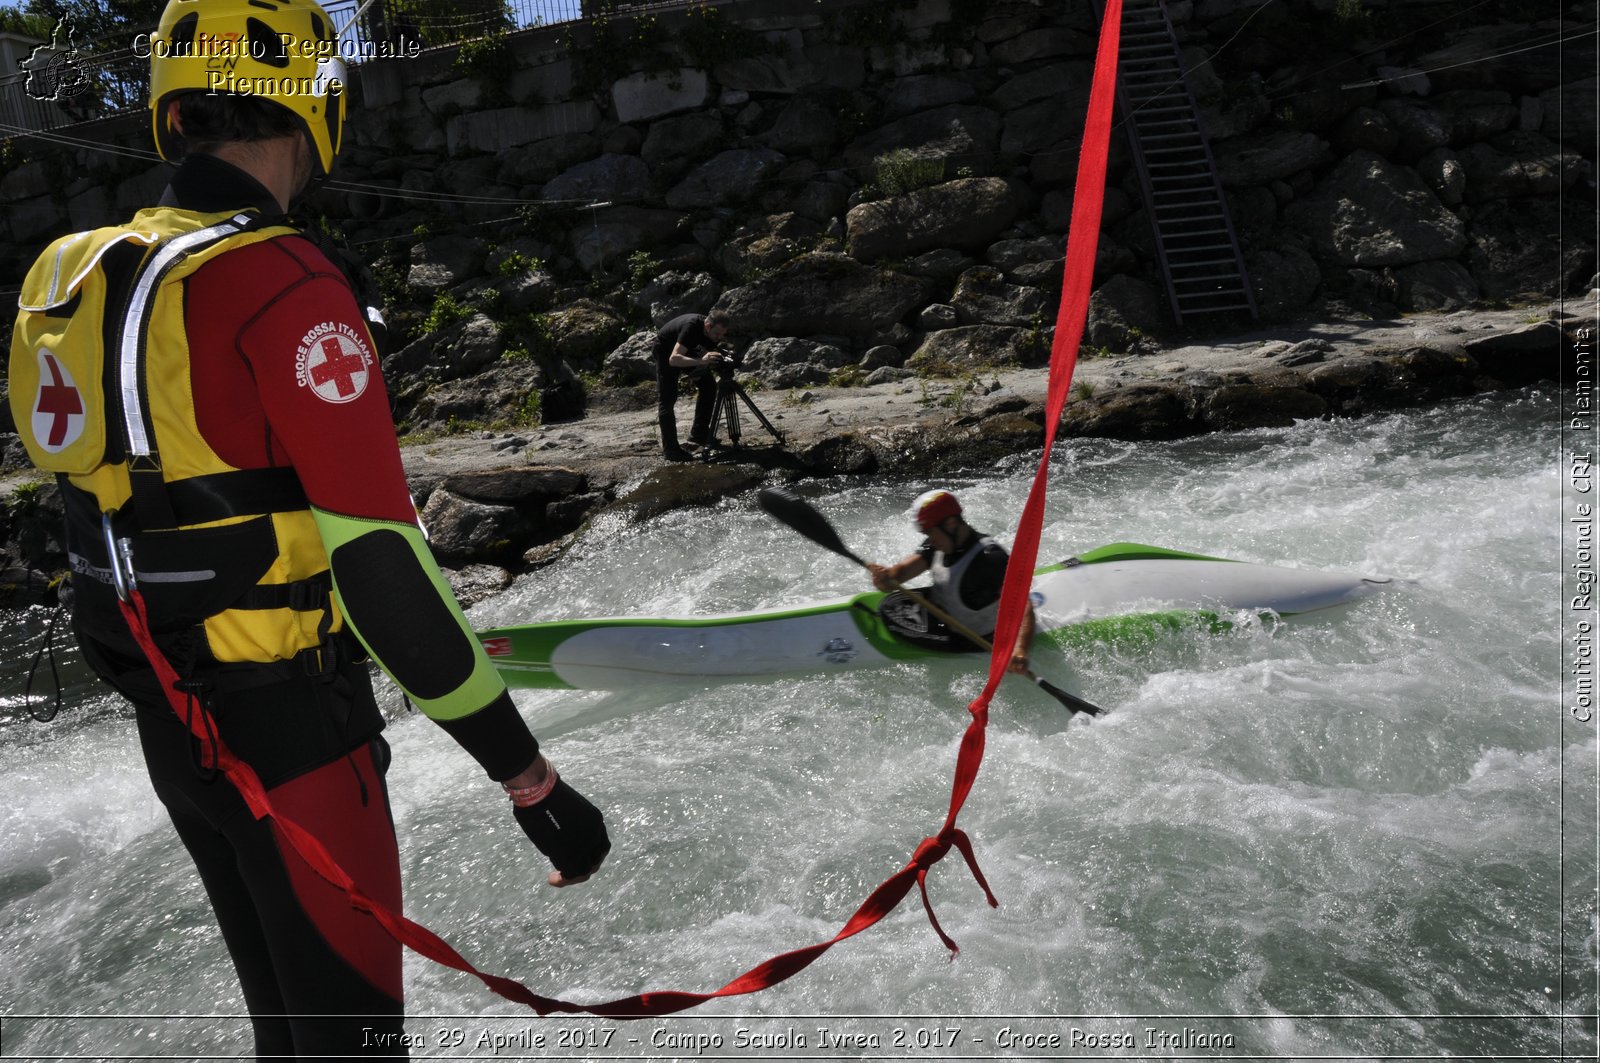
[0,388,1593,1060]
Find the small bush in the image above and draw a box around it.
[422,293,474,334]
[874,149,946,197]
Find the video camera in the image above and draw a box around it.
[707,341,742,379]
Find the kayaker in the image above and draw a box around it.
[653,309,730,460]
[867,490,1036,674]
[7,0,608,1055]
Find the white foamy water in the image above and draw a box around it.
[1,389,1593,1059]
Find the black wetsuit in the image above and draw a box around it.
[653,313,718,453]
[52,157,556,1059]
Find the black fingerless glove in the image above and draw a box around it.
[512,779,611,878]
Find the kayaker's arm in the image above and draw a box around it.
[868,554,929,591]
[1008,604,1037,675]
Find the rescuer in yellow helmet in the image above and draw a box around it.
[8,1,608,1056]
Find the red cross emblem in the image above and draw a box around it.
[32,350,85,452]
[299,324,372,404]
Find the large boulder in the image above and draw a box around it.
[407,236,487,294]
[1436,88,1519,146]
[1541,76,1598,155]
[1457,132,1582,204]
[603,331,658,385]
[716,254,930,342]
[569,207,687,274]
[397,360,534,431]
[665,149,787,209]
[1213,130,1331,187]
[612,68,710,124]
[881,74,978,118]
[1463,199,1576,301]
[385,312,502,383]
[640,112,726,168]
[841,104,1003,172]
[908,325,1044,369]
[1461,322,1570,386]
[442,467,587,506]
[718,213,824,280]
[1247,243,1323,319]
[1376,100,1454,163]
[742,336,853,387]
[992,61,1092,112]
[845,177,1027,261]
[1394,260,1480,312]
[1001,94,1092,157]
[759,97,838,158]
[1192,383,1328,431]
[546,301,627,370]
[1283,150,1467,268]
[1058,383,1198,441]
[631,271,722,327]
[1085,275,1170,350]
[949,267,1049,326]
[539,153,651,204]
[713,41,866,95]
[419,488,527,566]
[989,26,1094,64]
[497,132,601,186]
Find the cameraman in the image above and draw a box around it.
[653,309,730,461]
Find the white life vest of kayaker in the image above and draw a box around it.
[927,535,1000,635]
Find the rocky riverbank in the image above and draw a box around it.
[4,297,1582,611]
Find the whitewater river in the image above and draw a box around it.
[0,388,1593,1060]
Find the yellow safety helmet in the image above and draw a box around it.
[149,0,347,175]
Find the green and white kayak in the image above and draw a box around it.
[476,543,1392,691]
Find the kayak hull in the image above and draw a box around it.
[477,543,1391,691]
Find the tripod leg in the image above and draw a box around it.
[736,384,785,443]
[724,384,741,445]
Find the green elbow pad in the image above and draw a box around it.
[311,510,505,721]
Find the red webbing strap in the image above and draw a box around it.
[114,1,1122,1015]
[919,0,1121,958]
[976,0,1122,717]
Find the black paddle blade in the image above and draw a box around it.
[756,487,865,567]
[1034,676,1105,717]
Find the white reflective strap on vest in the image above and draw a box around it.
[926,534,1000,635]
[69,551,218,585]
[118,214,254,458]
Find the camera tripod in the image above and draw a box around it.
[702,367,784,455]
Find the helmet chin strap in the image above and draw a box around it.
[289,130,332,208]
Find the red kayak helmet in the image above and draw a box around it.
[911,489,962,531]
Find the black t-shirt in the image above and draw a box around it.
[918,532,1010,610]
[653,314,713,368]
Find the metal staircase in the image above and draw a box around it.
[1113,0,1256,322]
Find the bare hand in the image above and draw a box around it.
[548,864,600,888]
[702,351,722,365]
[867,563,893,591]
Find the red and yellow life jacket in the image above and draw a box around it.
[8,207,344,666]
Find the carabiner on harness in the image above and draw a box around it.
[101,511,137,604]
